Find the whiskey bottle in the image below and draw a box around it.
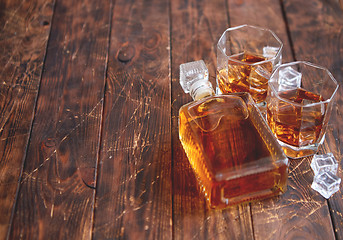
[179,60,289,209]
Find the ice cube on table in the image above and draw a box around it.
[263,46,279,58]
[311,171,341,199]
[180,60,208,93]
[311,153,338,175]
[278,66,302,91]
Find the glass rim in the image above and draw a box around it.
[269,61,340,107]
[217,24,284,66]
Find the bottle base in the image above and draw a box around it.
[200,162,288,209]
[277,135,325,159]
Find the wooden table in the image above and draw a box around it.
[1,0,343,239]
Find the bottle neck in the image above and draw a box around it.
[189,80,215,101]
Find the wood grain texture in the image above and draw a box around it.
[252,158,335,239]
[227,0,293,63]
[8,0,111,238]
[0,0,342,238]
[228,1,336,239]
[92,0,172,239]
[170,0,254,239]
[284,0,343,238]
[324,99,343,239]
[0,0,54,239]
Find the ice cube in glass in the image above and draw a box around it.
[263,46,280,59]
[267,61,339,158]
[311,171,341,199]
[311,153,338,175]
[278,66,302,91]
[216,25,283,104]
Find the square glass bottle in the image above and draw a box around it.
[179,60,289,208]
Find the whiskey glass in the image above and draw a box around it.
[216,25,283,104]
[266,61,339,159]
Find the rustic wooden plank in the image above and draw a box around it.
[8,0,111,238]
[227,0,337,239]
[0,0,54,239]
[92,0,172,239]
[171,0,254,239]
[283,0,343,238]
[324,97,343,238]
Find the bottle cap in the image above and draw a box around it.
[180,60,214,100]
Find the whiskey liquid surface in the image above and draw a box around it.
[217,52,273,103]
[179,94,288,208]
[267,88,326,147]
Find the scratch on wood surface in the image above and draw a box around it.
[265,228,279,239]
[107,143,153,152]
[59,98,103,143]
[1,31,24,79]
[305,205,322,218]
[2,1,24,30]
[119,103,144,134]
[114,200,153,222]
[22,149,57,182]
[332,209,343,218]
[107,71,163,123]
[47,25,110,52]
[0,101,15,134]
[117,169,156,187]
[288,159,306,175]
[21,98,104,182]
[50,203,54,218]
[189,214,214,240]
[50,189,56,218]
[132,200,150,212]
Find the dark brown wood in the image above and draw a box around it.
[0,0,342,238]
[0,0,54,239]
[284,0,343,238]
[228,0,293,63]
[324,101,343,238]
[92,0,172,239]
[8,0,111,238]
[226,0,296,237]
[252,158,335,239]
[170,0,254,239]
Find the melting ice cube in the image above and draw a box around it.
[253,65,272,80]
[311,171,341,199]
[263,46,279,58]
[299,100,325,146]
[278,66,302,91]
[311,153,338,175]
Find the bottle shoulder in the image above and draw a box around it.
[179,94,250,121]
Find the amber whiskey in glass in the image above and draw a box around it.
[266,61,339,159]
[216,25,283,104]
[267,87,326,147]
[217,52,273,103]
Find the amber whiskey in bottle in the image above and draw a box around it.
[179,60,288,209]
